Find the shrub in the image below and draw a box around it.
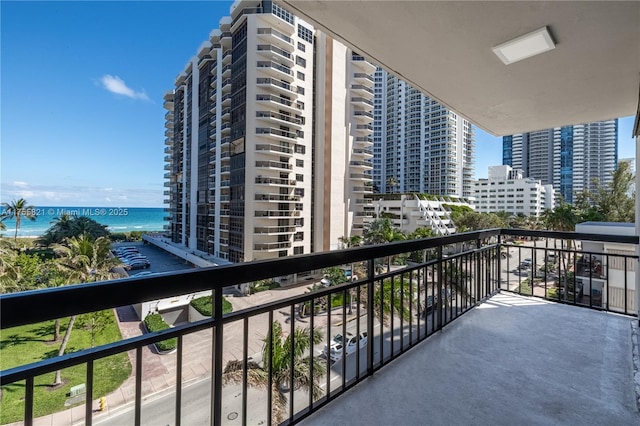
[250,280,280,294]
[143,313,176,352]
[190,295,233,316]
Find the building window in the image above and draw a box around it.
[294,144,305,154]
[294,246,304,255]
[296,56,306,68]
[296,174,304,182]
[297,71,305,81]
[297,42,306,52]
[297,24,313,43]
[271,3,294,24]
[296,159,304,167]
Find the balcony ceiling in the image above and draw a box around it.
[280,1,640,135]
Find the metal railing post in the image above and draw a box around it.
[212,289,224,426]
[367,258,375,375]
[437,246,444,330]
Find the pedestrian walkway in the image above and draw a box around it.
[25,282,353,425]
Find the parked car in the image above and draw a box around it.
[323,331,368,362]
[130,271,154,277]
[128,260,151,270]
[122,256,149,264]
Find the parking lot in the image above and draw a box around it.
[111,242,196,276]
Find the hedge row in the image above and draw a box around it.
[143,313,177,352]
[190,295,233,317]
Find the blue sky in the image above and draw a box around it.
[1,1,636,208]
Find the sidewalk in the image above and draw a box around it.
[27,282,353,425]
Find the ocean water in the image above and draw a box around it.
[0,206,166,237]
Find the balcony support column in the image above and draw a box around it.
[635,132,639,324]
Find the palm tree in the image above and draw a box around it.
[223,321,325,424]
[386,176,399,193]
[50,233,121,386]
[2,198,36,240]
[363,218,406,272]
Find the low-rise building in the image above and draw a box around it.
[363,193,473,236]
[473,165,554,216]
[575,222,636,315]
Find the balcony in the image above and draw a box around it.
[256,110,303,128]
[256,44,294,66]
[257,61,294,81]
[256,127,298,142]
[1,230,637,426]
[256,94,302,113]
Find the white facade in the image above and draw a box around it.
[473,165,555,217]
[575,222,636,315]
[164,1,374,263]
[363,194,473,236]
[372,69,474,198]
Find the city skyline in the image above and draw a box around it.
[2,1,636,208]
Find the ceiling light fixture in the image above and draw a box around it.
[492,26,556,65]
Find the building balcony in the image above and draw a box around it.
[256,78,297,97]
[221,64,232,79]
[256,44,294,67]
[256,27,294,50]
[256,94,302,114]
[256,127,298,142]
[253,225,297,234]
[255,160,293,171]
[353,72,374,83]
[353,109,374,123]
[256,110,303,129]
[254,176,297,187]
[350,84,375,98]
[255,143,293,156]
[254,193,300,202]
[257,61,294,82]
[254,241,292,251]
[254,209,300,217]
[2,230,637,426]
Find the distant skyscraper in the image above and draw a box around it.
[372,69,474,198]
[503,120,618,203]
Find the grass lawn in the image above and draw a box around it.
[0,310,131,424]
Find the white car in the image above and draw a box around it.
[323,331,368,362]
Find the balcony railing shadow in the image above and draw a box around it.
[0,229,637,425]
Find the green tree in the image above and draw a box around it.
[575,161,635,223]
[363,218,406,272]
[50,233,121,385]
[222,321,325,424]
[453,211,507,232]
[78,310,111,348]
[386,176,399,193]
[1,198,36,240]
[38,215,109,246]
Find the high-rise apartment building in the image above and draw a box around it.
[503,120,618,204]
[163,1,375,263]
[372,69,475,198]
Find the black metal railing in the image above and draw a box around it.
[0,229,637,425]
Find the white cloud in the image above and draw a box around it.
[1,182,162,207]
[103,187,113,192]
[99,75,149,101]
[13,181,29,188]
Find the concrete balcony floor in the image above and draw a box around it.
[304,293,640,426]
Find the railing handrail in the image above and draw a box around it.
[1,228,637,330]
[0,229,500,329]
